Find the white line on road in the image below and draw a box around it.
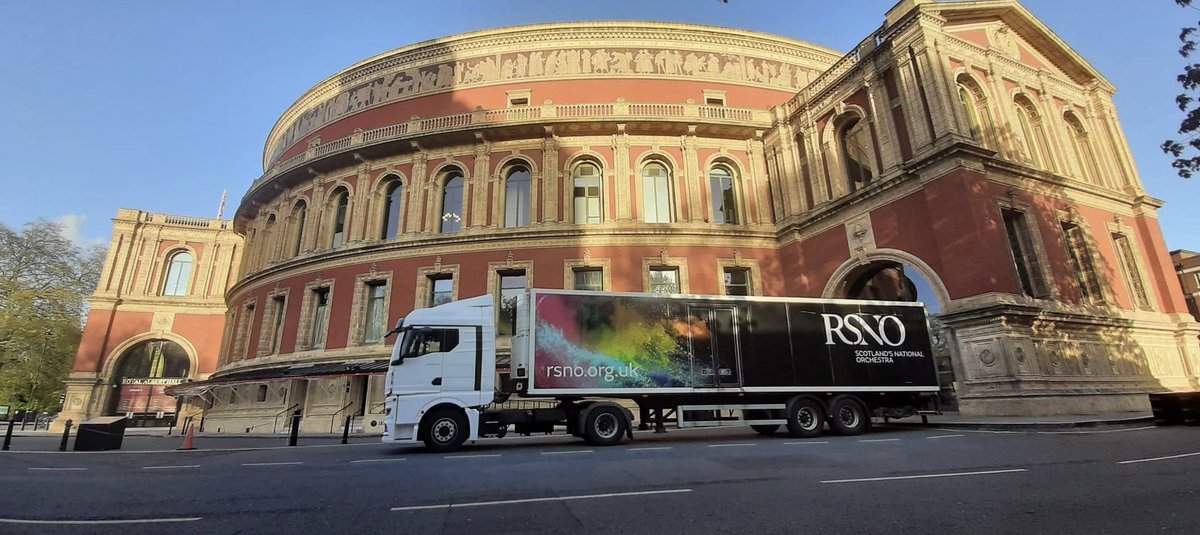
[936,428,1022,435]
[28,467,87,471]
[784,441,830,445]
[859,438,900,443]
[350,458,407,463]
[241,461,303,467]
[0,517,201,525]
[390,488,693,512]
[1039,426,1157,435]
[707,443,756,448]
[628,446,673,452]
[142,465,200,470]
[443,453,502,459]
[540,450,593,455]
[1116,451,1200,465]
[821,468,1028,484]
[926,434,964,439]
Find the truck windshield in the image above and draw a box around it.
[398,327,460,359]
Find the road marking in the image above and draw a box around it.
[241,461,303,467]
[784,441,829,445]
[926,434,964,439]
[936,428,1022,435]
[628,446,673,452]
[391,488,693,512]
[0,517,201,525]
[28,467,87,471]
[444,453,501,459]
[350,458,407,464]
[821,468,1028,484]
[859,438,900,443]
[1039,426,1157,435]
[1117,451,1200,465]
[708,443,756,448]
[142,465,201,470]
[540,450,593,455]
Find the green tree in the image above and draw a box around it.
[1163,0,1200,177]
[0,220,104,413]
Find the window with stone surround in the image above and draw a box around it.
[415,264,459,309]
[709,165,739,225]
[498,272,526,336]
[310,288,330,348]
[573,268,604,291]
[348,270,392,346]
[1013,94,1050,170]
[572,161,603,224]
[234,300,256,360]
[723,268,751,296]
[380,179,404,240]
[364,283,388,343]
[642,255,689,295]
[296,280,334,351]
[1064,112,1101,187]
[440,170,465,233]
[1001,208,1049,298]
[648,267,680,294]
[161,251,193,297]
[504,166,532,228]
[642,161,673,224]
[839,116,875,192]
[563,257,611,291]
[1112,232,1152,310]
[1061,222,1103,304]
[430,276,453,307]
[289,200,307,257]
[330,187,349,248]
[267,294,287,354]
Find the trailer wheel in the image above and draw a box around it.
[785,398,824,438]
[421,408,469,452]
[583,406,626,447]
[827,396,869,436]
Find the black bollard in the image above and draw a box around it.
[58,420,73,452]
[287,410,301,446]
[341,415,351,445]
[3,419,14,451]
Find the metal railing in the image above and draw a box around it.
[273,404,301,434]
[329,401,356,433]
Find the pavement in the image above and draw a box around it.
[0,410,1158,453]
[1,420,1198,534]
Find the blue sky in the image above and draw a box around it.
[1,0,1195,251]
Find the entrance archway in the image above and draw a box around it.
[825,253,957,409]
[107,339,191,426]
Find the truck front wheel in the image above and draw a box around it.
[827,396,869,436]
[421,408,469,452]
[583,406,627,447]
[786,397,824,438]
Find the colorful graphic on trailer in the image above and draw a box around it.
[531,292,938,390]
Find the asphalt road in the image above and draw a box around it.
[1,424,1198,534]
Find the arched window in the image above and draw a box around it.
[709,165,739,225]
[1064,112,1099,185]
[380,179,404,240]
[1013,95,1049,168]
[290,201,307,256]
[329,188,349,248]
[572,162,603,224]
[162,251,193,296]
[440,170,464,233]
[840,116,875,192]
[642,161,673,223]
[263,214,277,263]
[955,75,992,148]
[504,166,531,228]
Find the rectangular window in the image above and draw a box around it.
[498,272,526,337]
[573,164,602,224]
[269,296,286,354]
[1194,272,1200,290]
[363,283,388,344]
[429,276,453,307]
[723,268,751,296]
[256,385,268,403]
[642,165,672,223]
[573,268,604,291]
[1113,233,1152,310]
[239,303,256,359]
[1061,223,1102,304]
[1001,209,1047,297]
[649,267,680,294]
[310,288,330,349]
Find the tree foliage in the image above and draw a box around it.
[0,220,105,412]
[1163,0,1200,178]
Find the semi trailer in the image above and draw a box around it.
[382,289,939,452]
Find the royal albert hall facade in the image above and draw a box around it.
[71,0,1194,434]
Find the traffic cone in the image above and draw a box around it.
[177,423,196,451]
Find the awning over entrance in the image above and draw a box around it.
[165,360,388,397]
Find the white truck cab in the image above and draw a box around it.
[382,295,495,450]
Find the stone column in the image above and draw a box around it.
[541,129,559,224]
[683,128,702,222]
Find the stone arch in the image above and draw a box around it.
[494,154,538,176]
[159,244,199,297]
[100,331,200,383]
[636,150,681,172]
[374,172,408,240]
[822,248,951,312]
[428,160,471,181]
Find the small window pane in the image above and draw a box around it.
[504,167,531,228]
[498,272,526,336]
[331,190,348,248]
[724,268,750,296]
[573,269,603,291]
[430,277,453,307]
[291,202,307,256]
[311,289,330,348]
[269,296,286,353]
[649,268,680,294]
[381,181,404,239]
[709,167,738,225]
[643,163,672,223]
[364,283,388,343]
[573,163,602,224]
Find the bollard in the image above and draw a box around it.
[3,419,14,451]
[342,415,352,445]
[287,410,301,447]
[58,420,73,452]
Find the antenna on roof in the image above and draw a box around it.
[217,190,228,220]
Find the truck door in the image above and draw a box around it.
[686,306,742,387]
[391,327,459,395]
